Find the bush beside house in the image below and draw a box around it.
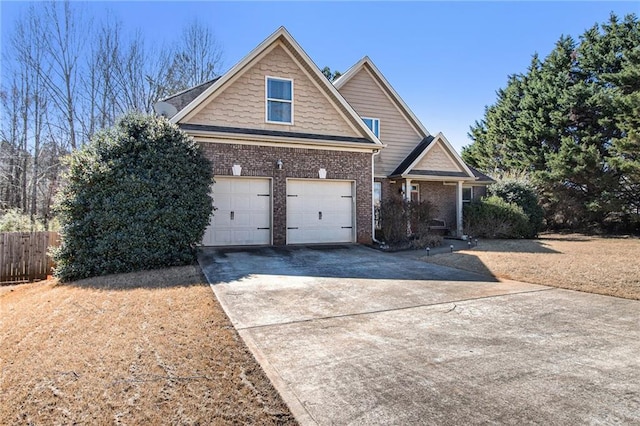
[463,196,531,239]
[53,113,213,282]
[489,179,544,236]
[379,199,441,248]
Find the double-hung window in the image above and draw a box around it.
[266,77,293,124]
[462,187,473,203]
[362,117,380,137]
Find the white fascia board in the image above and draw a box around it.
[400,132,475,179]
[170,26,289,124]
[171,27,382,147]
[404,175,477,182]
[335,56,431,138]
[186,130,381,153]
[332,56,368,89]
[282,34,381,145]
[432,132,476,178]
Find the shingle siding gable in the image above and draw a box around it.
[414,142,463,172]
[185,44,360,138]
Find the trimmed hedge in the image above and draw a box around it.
[53,113,213,281]
[489,179,543,237]
[463,196,531,239]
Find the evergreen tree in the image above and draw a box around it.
[463,13,640,230]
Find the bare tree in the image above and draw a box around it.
[0,2,224,228]
[83,14,122,137]
[167,20,224,92]
[110,31,174,114]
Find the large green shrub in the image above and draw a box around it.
[489,179,544,237]
[463,196,531,239]
[53,113,213,281]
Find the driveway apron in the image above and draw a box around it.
[199,245,640,425]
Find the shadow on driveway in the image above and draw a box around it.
[198,243,640,425]
[198,244,499,285]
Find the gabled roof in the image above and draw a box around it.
[166,27,381,146]
[391,135,435,176]
[334,56,430,138]
[160,78,220,113]
[468,166,495,183]
[391,132,477,181]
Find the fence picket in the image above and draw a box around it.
[0,232,60,284]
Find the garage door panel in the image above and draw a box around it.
[203,177,271,246]
[286,180,354,244]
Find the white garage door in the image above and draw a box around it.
[202,177,271,246]
[287,180,354,244]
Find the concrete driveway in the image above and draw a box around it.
[199,245,640,425]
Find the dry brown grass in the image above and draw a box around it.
[421,234,640,300]
[0,265,296,425]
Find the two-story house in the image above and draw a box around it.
[156,27,491,247]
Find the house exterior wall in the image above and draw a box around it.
[414,142,463,172]
[419,182,457,232]
[186,44,360,138]
[200,141,372,245]
[376,178,456,234]
[472,185,487,200]
[337,66,423,177]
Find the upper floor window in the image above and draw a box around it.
[266,77,293,124]
[362,117,380,137]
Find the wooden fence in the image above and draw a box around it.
[0,232,60,284]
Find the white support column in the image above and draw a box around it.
[405,178,412,235]
[456,181,463,238]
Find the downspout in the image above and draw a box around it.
[371,149,384,245]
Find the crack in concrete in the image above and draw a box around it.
[237,287,557,331]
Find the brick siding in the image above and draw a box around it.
[419,182,457,230]
[200,142,373,245]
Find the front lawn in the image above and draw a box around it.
[421,234,640,300]
[0,266,296,424]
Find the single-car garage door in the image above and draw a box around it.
[287,179,354,244]
[202,177,271,246]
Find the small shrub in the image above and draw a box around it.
[379,198,407,244]
[464,196,531,239]
[489,179,543,237]
[53,113,213,281]
[379,198,439,248]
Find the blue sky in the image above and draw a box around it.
[1,1,638,153]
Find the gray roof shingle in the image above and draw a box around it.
[161,77,221,113]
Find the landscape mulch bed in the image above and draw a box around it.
[0,265,296,425]
[420,233,640,300]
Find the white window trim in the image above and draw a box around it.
[361,117,380,138]
[373,181,382,207]
[410,183,420,202]
[265,76,294,125]
[462,186,473,203]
